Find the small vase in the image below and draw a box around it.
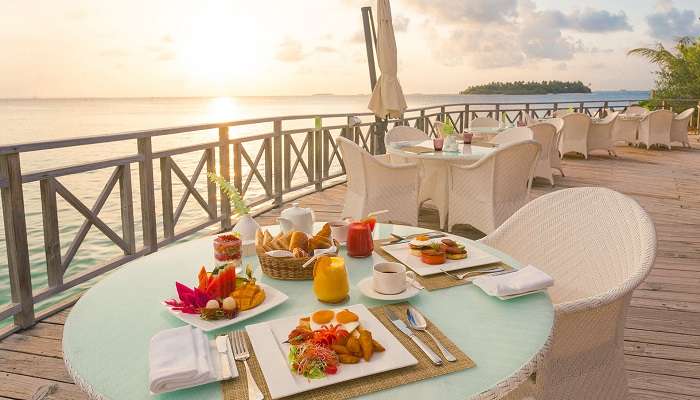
[444,135,458,152]
[233,214,259,242]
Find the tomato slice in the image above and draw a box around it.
[421,253,446,265]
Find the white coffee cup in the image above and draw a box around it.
[329,220,350,243]
[372,262,416,295]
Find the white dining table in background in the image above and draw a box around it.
[387,140,497,229]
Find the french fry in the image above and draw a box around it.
[359,330,373,361]
[346,335,361,357]
[338,354,360,364]
[331,344,350,355]
[372,339,385,352]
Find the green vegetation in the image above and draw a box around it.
[628,36,700,112]
[460,80,591,95]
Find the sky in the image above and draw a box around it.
[1,0,699,98]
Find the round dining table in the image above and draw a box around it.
[63,223,553,400]
[386,140,498,229]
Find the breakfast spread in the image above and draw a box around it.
[285,308,385,379]
[408,236,468,265]
[165,260,266,321]
[256,223,334,258]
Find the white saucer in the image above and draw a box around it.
[357,277,421,301]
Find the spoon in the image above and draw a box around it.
[406,306,457,362]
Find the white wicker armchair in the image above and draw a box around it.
[587,112,619,156]
[337,137,419,226]
[670,108,694,147]
[470,117,500,128]
[638,109,673,149]
[447,140,540,234]
[544,118,565,177]
[529,122,557,185]
[385,126,429,164]
[559,113,591,159]
[611,117,639,145]
[489,127,532,145]
[481,187,656,400]
[625,105,648,116]
[553,109,573,118]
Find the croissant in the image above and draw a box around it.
[315,223,331,239]
[289,231,309,252]
[308,236,332,251]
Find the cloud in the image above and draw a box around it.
[315,46,337,53]
[555,62,568,71]
[275,38,304,62]
[404,0,518,23]
[157,51,176,61]
[161,34,174,44]
[646,1,700,41]
[564,9,632,32]
[393,15,410,32]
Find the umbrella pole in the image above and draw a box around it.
[361,6,386,154]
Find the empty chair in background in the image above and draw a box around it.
[670,108,694,147]
[544,117,565,177]
[469,116,500,128]
[587,112,619,156]
[611,116,640,145]
[485,187,656,400]
[337,137,420,226]
[489,127,533,145]
[529,122,558,185]
[553,109,573,118]
[384,126,429,164]
[638,109,673,149]
[447,140,540,234]
[523,112,536,126]
[559,113,592,159]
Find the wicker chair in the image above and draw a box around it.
[625,105,648,116]
[447,140,540,234]
[544,118,565,177]
[385,126,429,164]
[523,112,536,126]
[489,127,533,145]
[337,137,419,226]
[638,109,673,149]
[480,187,656,400]
[528,122,557,185]
[470,117,500,128]
[587,112,619,156]
[670,108,694,147]
[553,109,573,118]
[559,113,591,159]
[611,117,639,145]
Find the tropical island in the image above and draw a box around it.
[461,80,592,95]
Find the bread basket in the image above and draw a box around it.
[256,248,315,280]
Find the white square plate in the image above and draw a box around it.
[161,283,288,332]
[381,234,501,276]
[246,304,418,399]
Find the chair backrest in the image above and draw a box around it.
[481,187,656,312]
[490,127,532,145]
[523,113,536,126]
[642,109,673,138]
[670,108,695,141]
[529,123,556,161]
[545,117,564,134]
[337,137,367,195]
[598,111,619,126]
[385,126,429,144]
[561,112,591,141]
[626,105,648,116]
[553,109,573,118]
[674,107,695,122]
[470,117,500,128]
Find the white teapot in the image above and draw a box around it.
[277,203,315,234]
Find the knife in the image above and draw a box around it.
[215,335,232,379]
[388,232,446,244]
[384,307,443,365]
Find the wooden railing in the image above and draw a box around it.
[1,96,695,337]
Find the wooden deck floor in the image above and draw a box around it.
[2,141,700,399]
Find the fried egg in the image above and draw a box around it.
[310,309,360,333]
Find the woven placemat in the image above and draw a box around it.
[373,239,513,291]
[221,302,474,400]
[469,140,498,148]
[400,145,434,154]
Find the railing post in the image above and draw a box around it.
[40,178,62,289]
[273,120,283,206]
[205,147,217,218]
[315,124,323,190]
[524,103,530,122]
[218,127,232,231]
[465,105,470,129]
[495,104,500,121]
[459,106,465,132]
[0,153,35,328]
[579,102,584,113]
[602,101,609,118]
[264,137,273,197]
[440,106,446,122]
[137,137,158,253]
[322,128,330,179]
[160,157,174,239]
[118,164,136,255]
[306,130,315,185]
[418,109,426,132]
[232,142,243,195]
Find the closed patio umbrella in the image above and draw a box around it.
[368,0,406,119]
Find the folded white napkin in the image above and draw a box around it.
[149,326,216,394]
[473,265,553,297]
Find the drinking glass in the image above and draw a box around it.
[462,132,473,144]
[433,138,444,151]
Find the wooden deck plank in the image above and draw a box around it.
[2,142,700,397]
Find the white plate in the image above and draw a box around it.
[380,234,501,276]
[162,283,288,332]
[246,304,418,399]
[357,277,421,301]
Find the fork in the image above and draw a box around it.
[441,266,506,280]
[229,330,264,400]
